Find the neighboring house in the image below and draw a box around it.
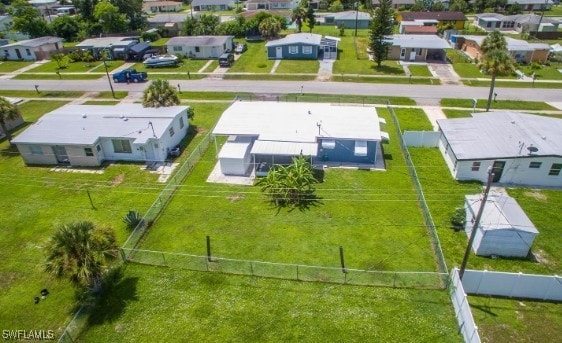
[0,15,13,32]
[388,34,450,62]
[191,0,235,11]
[245,0,297,10]
[265,33,340,60]
[142,1,183,13]
[166,36,234,58]
[474,13,561,34]
[506,0,554,11]
[436,111,562,188]
[127,42,152,61]
[1,36,63,61]
[0,97,24,139]
[147,13,192,37]
[452,35,550,64]
[75,37,140,60]
[464,194,538,258]
[323,11,371,29]
[399,20,439,34]
[211,101,389,176]
[372,0,416,9]
[12,104,190,167]
[396,11,467,30]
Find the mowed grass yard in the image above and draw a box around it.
[139,106,440,272]
[0,101,167,335]
[227,41,274,73]
[78,263,461,342]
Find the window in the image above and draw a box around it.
[26,49,31,56]
[85,147,94,156]
[529,161,542,169]
[169,127,175,137]
[548,163,562,176]
[179,116,185,129]
[400,48,406,57]
[289,46,298,54]
[112,139,132,153]
[471,161,481,171]
[173,46,182,52]
[29,145,42,155]
[195,46,200,52]
[303,46,312,54]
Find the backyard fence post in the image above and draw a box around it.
[162,252,167,266]
[86,189,96,209]
[206,235,212,262]
[339,246,347,274]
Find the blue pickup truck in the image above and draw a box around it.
[112,69,148,83]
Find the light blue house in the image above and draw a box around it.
[212,101,389,177]
[324,11,371,29]
[265,33,340,60]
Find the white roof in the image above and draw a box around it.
[437,111,562,160]
[465,194,538,234]
[265,33,322,47]
[76,37,138,48]
[218,141,251,159]
[456,35,550,51]
[391,34,450,49]
[12,104,188,146]
[251,140,318,156]
[212,101,382,143]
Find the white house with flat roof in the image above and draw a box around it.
[12,104,189,167]
[1,36,62,61]
[437,111,562,187]
[166,35,233,58]
[212,101,388,176]
[464,194,538,257]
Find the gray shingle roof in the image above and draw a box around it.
[437,111,562,160]
[166,35,233,46]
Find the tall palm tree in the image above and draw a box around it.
[479,49,515,111]
[143,80,180,108]
[480,30,508,55]
[291,6,306,33]
[45,221,118,292]
[0,96,21,143]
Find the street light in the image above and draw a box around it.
[354,2,359,37]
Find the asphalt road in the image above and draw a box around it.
[2,78,561,103]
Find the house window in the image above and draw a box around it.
[3,50,8,57]
[29,145,42,155]
[195,46,200,52]
[529,161,542,169]
[400,48,406,58]
[289,46,298,54]
[84,147,94,156]
[303,46,312,54]
[416,48,422,55]
[112,139,132,153]
[471,161,481,171]
[173,46,182,52]
[548,163,562,176]
[169,127,175,137]
[26,49,31,56]
[179,116,185,129]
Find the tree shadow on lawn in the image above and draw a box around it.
[0,140,19,159]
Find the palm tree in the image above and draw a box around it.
[480,30,507,55]
[143,80,180,108]
[259,17,281,40]
[0,96,21,143]
[291,6,306,33]
[479,49,515,111]
[44,221,118,292]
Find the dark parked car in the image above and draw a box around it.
[218,53,234,67]
[235,43,247,54]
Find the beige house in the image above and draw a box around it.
[453,35,550,64]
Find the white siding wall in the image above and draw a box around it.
[438,134,458,178]
[16,144,58,165]
[168,39,232,58]
[475,230,535,257]
[65,145,102,166]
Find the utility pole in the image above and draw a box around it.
[459,167,495,280]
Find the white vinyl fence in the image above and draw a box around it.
[462,269,562,301]
[403,131,440,147]
[450,268,481,343]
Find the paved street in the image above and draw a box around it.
[1,78,561,103]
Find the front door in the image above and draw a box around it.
[409,51,416,61]
[15,49,22,59]
[52,146,69,164]
[211,47,217,58]
[400,48,406,60]
[276,47,283,59]
[492,161,505,182]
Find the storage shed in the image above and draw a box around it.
[218,136,252,176]
[464,194,539,258]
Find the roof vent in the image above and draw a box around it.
[82,114,87,118]
[541,136,546,140]
[120,115,125,119]
[123,117,128,121]
[510,120,516,124]
[308,111,311,115]
[527,145,539,154]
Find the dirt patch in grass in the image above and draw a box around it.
[0,271,20,289]
[531,249,551,266]
[227,194,245,202]
[111,173,125,186]
[523,190,547,201]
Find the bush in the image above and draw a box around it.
[450,207,466,231]
[123,210,143,230]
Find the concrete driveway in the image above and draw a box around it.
[428,62,461,85]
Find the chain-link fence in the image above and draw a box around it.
[233,93,393,105]
[123,248,447,289]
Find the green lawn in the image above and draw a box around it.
[0,61,34,73]
[394,108,433,131]
[282,93,416,106]
[178,91,251,100]
[462,80,562,88]
[0,101,168,336]
[517,64,562,80]
[131,59,210,73]
[408,147,562,275]
[82,100,121,105]
[275,60,319,74]
[14,74,105,80]
[78,264,461,342]
[408,65,433,77]
[332,75,439,85]
[470,295,562,343]
[227,41,274,73]
[442,109,477,118]
[440,98,558,111]
[452,63,489,78]
[201,60,218,72]
[0,90,85,98]
[223,74,317,81]
[28,60,104,73]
